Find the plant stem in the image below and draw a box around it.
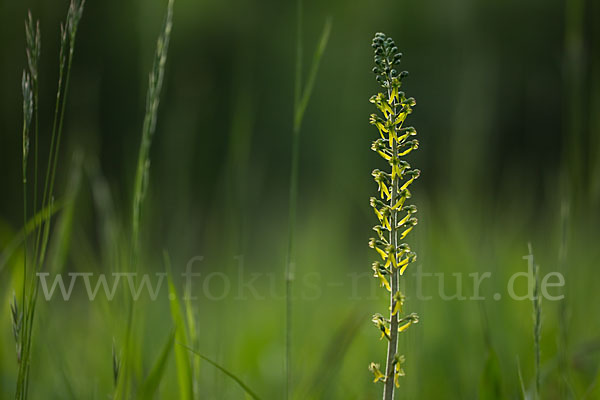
[16,4,85,398]
[285,5,330,397]
[383,87,399,400]
[558,199,571,398]
[285,122,299,399]
[21,116,28,330]
[286,1,303,397]
[529,243,542,400]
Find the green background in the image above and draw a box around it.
[1,0,599,398]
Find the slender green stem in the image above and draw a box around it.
[382,87,399,400]
[285,120,299,400]
[21,116,28,332]
[529,243,542,400]
[18,71,32,400]
[558,200,571,398]
[39,20,79,268]
[294,0,303,119]
[115,3,173,398]
[33,82,39,260]
[563,0,585,200]
[131,0,173,267]
[32,18,40,285]
[286,3,331,397]
[286,0,302,396]
[32,24,66,274]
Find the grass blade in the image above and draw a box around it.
[517,356,527,400]
[294,17,332,129]
[302,310,364,398]
[0,202,63,273]
[478,303,503,399]
[47,151,83,274]
[163,251,193,400]
[138,330,175,399]
[479,349,503,400]
[180,344,262,400]
[529,243,542,399]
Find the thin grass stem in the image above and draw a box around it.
[285,4,331,397]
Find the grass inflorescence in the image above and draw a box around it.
[114,1,174,398]
[13,2,85,399]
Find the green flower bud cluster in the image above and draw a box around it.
[372,32,408,86]
[368,32,420,398]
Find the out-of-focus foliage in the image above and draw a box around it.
[0,0,599,398]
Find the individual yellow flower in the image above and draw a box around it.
[398,313,419,332]
[394,112,407,128]
[391,188,410,210]
[372,170,391,200]
[388,84,399,105]
[398,252,416,275]
[372,314,391,340]
[393,355,406,388]
[397,126,416,143]
[398,139,419,156]
[391,291,405,316]
[370,114,388,139]
[372,262,391,292]
[372,225,386,240]
[369,363,386,383]
[399,218,417,240]
[372,139,392,160]
[400,169,420,191]
[369,238,389,262]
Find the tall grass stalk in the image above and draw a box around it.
[131,0,173,263]
[115,1,173,398]
[285,1,331,397]
[529,243,542,400]
[13,2,85,399]
[27,12,41,287]
[478,303,503,399]
[368,33,420,400]
[563,0,585,202]
[33,1,84,270]
[558,200,573,398]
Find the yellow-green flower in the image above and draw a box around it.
[369,363,386,383]
[391,291,405,316]
[372,169,391,200]
[398,313,419,332]
[372,314,391,340]
[393,355,406,388]
[372,262,391,292]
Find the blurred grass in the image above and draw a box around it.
[0,0,599,398]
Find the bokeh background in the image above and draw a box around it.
[1,0,599,398]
